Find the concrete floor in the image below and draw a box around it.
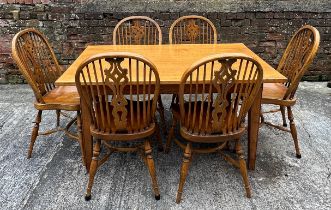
[0,82,330,210]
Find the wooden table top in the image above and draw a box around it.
[56,43,287,86]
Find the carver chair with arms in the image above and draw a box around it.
[11,28,84,163]
[165,53,263,203]
[261,25,320,158]
[113,16,166,137]
[75,52,161,201]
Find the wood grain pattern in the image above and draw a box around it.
[56,43,287,172]
[56,44,287,86]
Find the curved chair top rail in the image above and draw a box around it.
[169,15,218,44]
[113,16,162,45]
[75,52,161,136]
[178,53,263,137]
[11,28,62,103]
[277,25,320,99]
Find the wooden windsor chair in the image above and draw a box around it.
[113,16,166,136]
[165,53,263,203]
[75,52,162,201]
[261,25,320,158]
[168,15,218,107]
[169,15,218,44]
[11,28,84,163]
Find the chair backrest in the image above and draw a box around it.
[75,52,160,134]
[169,15,217,44]
[113,16,162,45]
[178,53,263,136]
[277,25,320,99]
[12,28,62,103]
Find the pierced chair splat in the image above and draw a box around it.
[261,25,320,158]
[75,52,162,201]
[11,28,84,164]
[169,15,218,44]
[113,16,166,136]
[165,53,263,203]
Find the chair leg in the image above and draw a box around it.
[56,110,60,127]
[176,143,192,204]
[27,110,42,159]
[77,110,85,166]
[85,139,101,201]
[165,116,177,153]
[171,93,179,104]
[144,139,160,200]
[157,95,167,134]
[260,112,265,124]
[287,106,301,158]
[280,106,287,127]
[155,121,164,152]
[235,141,251,198]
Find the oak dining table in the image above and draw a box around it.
[55,43,287,171]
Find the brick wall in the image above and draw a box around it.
[0,1,330,84]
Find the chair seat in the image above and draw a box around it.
[262,83,287,100]
[34,86,80,111]
[171,101,245,143]
[262,83,296,106]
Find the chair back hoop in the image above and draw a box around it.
[75,52,160,134]
[113,16,162,45]
[169,15,218,44]
[178,53,263,136]
[277,25,320,99]
[11,28,62,103]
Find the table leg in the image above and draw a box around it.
[81,100,92,172]
[247,86,262,170]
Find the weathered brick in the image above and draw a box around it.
[0,2,330,84]
[232,19,250,27]
[267,33,285,41]
[256,12,274,19]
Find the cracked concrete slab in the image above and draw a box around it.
[0,82,330,209]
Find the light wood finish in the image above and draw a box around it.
[11,28,84,164]
[165,54,263,203]
[113,16,162,45]
[56,44,286,87]
[75,52,161,201]
[113,16,166,136]
[261,25,320,158]
[169,15,217,44]
[56,43,287,171]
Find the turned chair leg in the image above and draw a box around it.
[171,93,179,104]
[280,106,287,127]
[28,110,42,159]
[77,110,85,166]
[287,106,301,158]
[157,95,167,134]
[85,139,101,201]
[144,139,161,200]
[165,116,177,153]
[235,141,251,198]
[176,143,192,204]
[56,110,60,127]
[154,118,164,152]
